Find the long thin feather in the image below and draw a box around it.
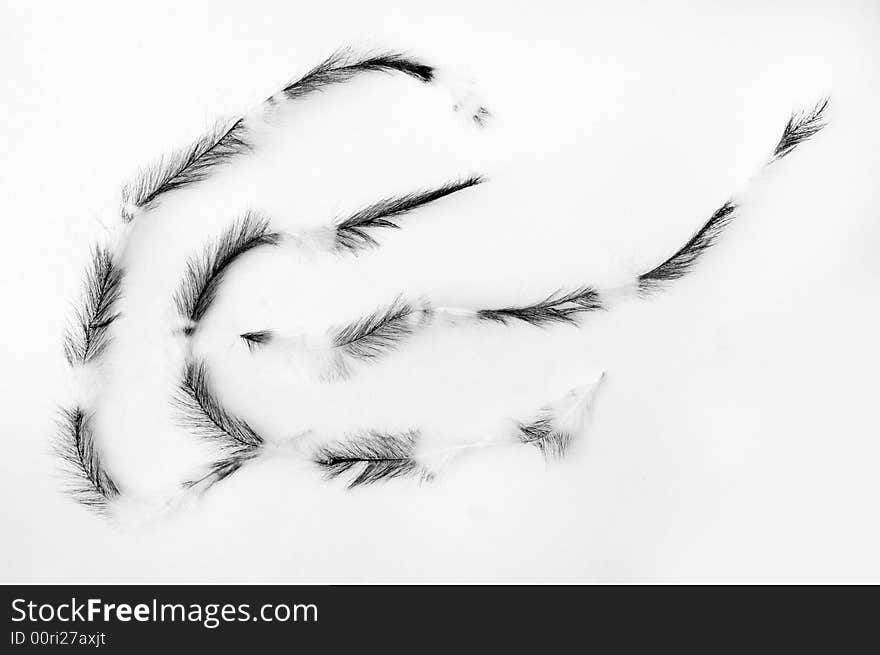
[53,407,120,514]
[275,48,434,103]
[175,359,264,450]
[638,99,829,294]
[175,212,281,328]
[121,118,249,220]
[64,245,123,366]
[335,176,483,252]
[637,202,737,293]
[477,286,604,327]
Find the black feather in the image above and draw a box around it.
[240,329,275,352]
[477,286,603,326]
[332,296,419,360]
[335,176,483,252]
[175,359,264,450]
[638,201,736,293]
[64,245,123,366]
[174,212,281,326]
[122,118,250,219]
[278,48,434,103]
[313,430,427,488]
[639,100,829,293]
[53,407,120,514]
[181,449,261,492]
[325,297,422,380]
[174,359,264,493]
[773,98,829,160]
[516,411,574,460]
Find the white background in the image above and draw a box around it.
[1,0,879,583]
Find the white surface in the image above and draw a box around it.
[1,0,879,583]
